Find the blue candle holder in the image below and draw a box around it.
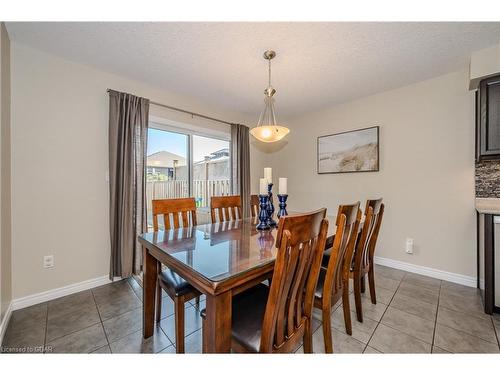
[256,194,270,230]
[267,183,277,227]
[277,194,288,218]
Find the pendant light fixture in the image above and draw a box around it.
[250,50,290,143]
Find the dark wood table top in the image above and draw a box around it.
[138,215,337,292]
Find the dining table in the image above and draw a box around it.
[138,214,338,353]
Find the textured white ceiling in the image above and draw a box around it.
[6,22,500,117]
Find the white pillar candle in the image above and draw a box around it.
[264,167,272,184]
[259,178,268,195]
[278,178,288,195]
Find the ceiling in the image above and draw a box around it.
[6,22,500,117]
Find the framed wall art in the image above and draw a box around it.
[317,126,379,174]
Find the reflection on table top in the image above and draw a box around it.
[139,215,337,283]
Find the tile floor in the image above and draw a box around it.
[1,265,500,354]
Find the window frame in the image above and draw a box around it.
[147,117,232,198]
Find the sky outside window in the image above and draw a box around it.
[148,128,229,161]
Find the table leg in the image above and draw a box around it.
[143,246,157,339]
[203,290,232,353]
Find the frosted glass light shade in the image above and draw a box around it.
[250,125,290,143]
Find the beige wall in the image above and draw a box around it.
[10,43,266,299]
[1,23,12,321]
[267,69,476,277]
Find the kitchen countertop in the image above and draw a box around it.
[476,197,500,214]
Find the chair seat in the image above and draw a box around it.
[314,267,327,299]
[200,283,269,353]
[321,248,332,268]
[159,269,197,297]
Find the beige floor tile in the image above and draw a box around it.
[331,306,378,344]
[363,345,382,353]
[374,274,401,292]
[440,281,481,298]
[371,287,395,305]
[402,273,441,292]
[46,323,107,354]
[7,303,47,330]
[349,287,394,307]
[103,307,142,343]
[184,329,203,353]
[48,290,95,321]
[349,297,388,322]
[296,327,366,353]
[110,326,171,353]
[368,324,431,353]
[434,324,500,353]
[91,345,111,353]
[431,346,451,354]
[374,265,406,281]
[381,306,434,343]
[396,282,439,305]
[389,292,437,322]
[2,323,46,351]
[436,306,497,344]
[46,301,101,342]
[438,292,488,321]
[159,305,202,343]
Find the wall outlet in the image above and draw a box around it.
[43,255,54,268]
[405,238,414,254]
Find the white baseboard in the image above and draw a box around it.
[0,302,13,346]
[374,256,476,288]
[11,275,121,311]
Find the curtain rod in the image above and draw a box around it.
[107,89,236,126]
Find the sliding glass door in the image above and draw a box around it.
[146,124,231,228]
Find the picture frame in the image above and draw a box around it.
[317,126,379,174]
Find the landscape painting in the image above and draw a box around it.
[317,126,379,174]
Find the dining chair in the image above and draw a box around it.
[210,195,242,222]
[351,199,384,322]
[200,208,329,353]
[250,194,260,218]
[152,198,201,353]
[314,202,361,353]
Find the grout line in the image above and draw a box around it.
[43,303,49,354]
[364,272,404,352]
[491,316,500,349]
[492,317,500,349]
[430,280,441,351]
[90,287,112,352]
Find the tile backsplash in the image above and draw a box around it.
[476,160,500,198]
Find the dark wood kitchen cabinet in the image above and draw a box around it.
[477,75,500,161]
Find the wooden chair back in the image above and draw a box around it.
[358,199,384,270]
[323,202,361,299]
[260,208,329,353]
[210,195,242,223]
[152,198,197,231]
[250,194,260,218]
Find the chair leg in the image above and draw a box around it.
[303,318,313,353]
[155,281,162,323]
[321,303,333,353]
[353,275,363,323]
[368,267,377,304]
[360,274,366,293]
[342,287,352,335]
[174,297,185,354]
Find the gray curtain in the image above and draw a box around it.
[108,90,149,278]
[231,124,251,218]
